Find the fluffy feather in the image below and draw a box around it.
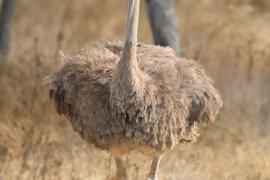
[44,42,222,153]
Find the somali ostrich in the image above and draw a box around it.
[0,0,16,57]
[44,0,222,179]
[146,0,181,55]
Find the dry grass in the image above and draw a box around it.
[0,0,270,179]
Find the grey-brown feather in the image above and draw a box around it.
[44,41,222,153]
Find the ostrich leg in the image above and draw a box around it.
[114,156,130,180]
[147,154,163,180]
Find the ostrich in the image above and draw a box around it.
[146,0,181,55]
[44,0,222,179]
[0,0,16,57]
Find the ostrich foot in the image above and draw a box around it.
[147,175,158,180]
[147,153,163,180]
[114,156,130,180]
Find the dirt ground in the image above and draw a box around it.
[0,0,270,179]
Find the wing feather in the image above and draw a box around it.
[43,50,119,147]
[179,61,222,124]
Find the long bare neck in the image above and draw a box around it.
[114,0,143,92]
[125,0,140,47]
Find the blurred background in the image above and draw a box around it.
[0,0,270,179]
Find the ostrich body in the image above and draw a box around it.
[44,0,222,179]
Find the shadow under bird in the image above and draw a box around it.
[43,0,222,179]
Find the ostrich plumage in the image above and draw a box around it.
[44,0,222,179]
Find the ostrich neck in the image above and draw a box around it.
[114,0,144,93]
